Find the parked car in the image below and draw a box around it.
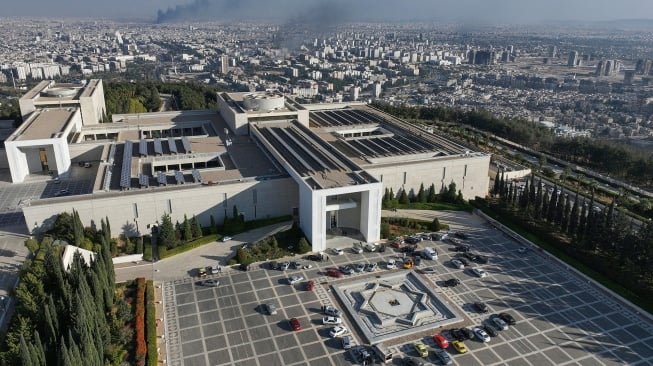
[404,237,421,245]
[402,357,425,366]
[365,243,377,252]
[444,278,460,287]
[288,275,304,285]
[280,262,290,271]
[403,257,414,269]
[412,341,428,357]
[322,316,343,325]
[454,231,469,239]
[390,240,404,249]
[329,326,348,337]
[355,263,366,272]
[451,259,464,269]
[474,301,489,313]
[377,244,386,253]
[290,261,303,269]
[351,246,363,254]
[454,244,471,252]
[457,257,471,266]
[196,267,207,278]
[451,340,468,354]
[326,269,343,278]
[331,247,344,255]
[517,246,527,254]
[265,303,277,315]
[386,259,396,270]
[450,328,465,341]
[492,316,509,331]
[341,336,352,349]
[433,334,449,349]
[210,265,220,274]
[239,263,250,271]
[199,279,219,287]
[463,252,478,261]
[305,280,315,291]
[307,254,323,262]
[483,324,498,337]
[460,327,473,340]
[324,305,342,317]
[474,255,489,264]
[473,326,491,342]
[339,265,354,275]
[289,318,301,331]
[221,236,232,242]
[268,261,279,270]
[471,267,488,278]
[365,262,378,272]
[499,312,517,325]
[434,349,453,365]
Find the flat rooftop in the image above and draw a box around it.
[14,108,75,141]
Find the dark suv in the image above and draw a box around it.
[444,278,461,287]
[499,312,517,325]
[474,301,489,313]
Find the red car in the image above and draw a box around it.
[289,317,301,331]
[433,333,449,349]
[306,280,315,291]
[326,269,343,278]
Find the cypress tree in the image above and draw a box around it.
[192,215,202,238]
[492,170,501,196]
[417,183,426,203]
[560,194,571,231]
[499,172,505,197]
[578,199,588,239]
[183,215,192,242]
[547,186,558,223]
[398,189,409,204]
[428,183,436,203]
[20,334,33,366]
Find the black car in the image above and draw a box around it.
[404,237,420,245]
[454,232,469,239]
[239,263,250,271]
[483,324,498,337]
[412,255,422,266]
[457,257,471,266]
[474,255,489,264]
[444,278,460,287]
[463,252,478,261]
[460,327,473,340]
[401,245,416,253]
[268,261,279,270]
[402,357,425,366]
[377,244,386,253]
[450,328,465,341]
[499,312,517,325]
[306,254,323,261]
[474,301,489,313]
[454,245,471,252]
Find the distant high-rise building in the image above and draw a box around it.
[220,55,229,74]
[548,45,557,58]
[624,70,635,85]
[567,51,579,67]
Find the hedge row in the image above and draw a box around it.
[135,278,147,366]
[145,280,158,366]
[158,234,219,259]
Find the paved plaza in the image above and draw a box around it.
[160,210,653,366]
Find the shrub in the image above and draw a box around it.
[135,278,147,366]
[145,280,157,366]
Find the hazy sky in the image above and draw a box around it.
[3,0,653,23]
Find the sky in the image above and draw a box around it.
[3,0,653,23]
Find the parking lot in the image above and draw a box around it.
[162,210,653,365]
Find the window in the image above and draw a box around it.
[380,174,383,182]
[133,203,139,218]
[167,199,172,213]
[464,164,467,177]
[442,167,446,180]
[403,172,407,185]
[253,189,257,205]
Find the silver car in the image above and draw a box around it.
[265,303,277,315]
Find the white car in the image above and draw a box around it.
[471,267,488,278]
[288,275,304,285]
[221,236,232,242]
[331,248,344,255]
[329,326,348,337]
[210,265,220,274]
[386,259,396,270]
[472,326,491,342]
[355,263,366,272]
[492,317,509,331]
[322,316,343,325]
[365,243,377,252]
[451,259,464,269]
[351,246,363,254]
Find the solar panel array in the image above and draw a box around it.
[139,173,149,187]
[139,139,148,157]
[168,137,178,154]
[191,169,202,183]
[120,141,133,189]
[174,171,185,184]
[182,136,192,153]
[154,138,163,155]
[157,171,167,186]
[309,109,383,127]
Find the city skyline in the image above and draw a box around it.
[2,0,653,23]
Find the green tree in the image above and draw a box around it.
[398,189,409,204]
[183,215,192,242]
[191,215,202,238]
[158,213,177,249]
[417,183,426,203]
[380,221,390,239]
[429,217,441,231]
[297,237,311,253]
[427,184,436,203]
